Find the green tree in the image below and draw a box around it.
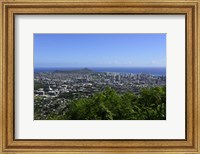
[64,86,166,120]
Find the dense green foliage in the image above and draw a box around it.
[34,86,166,120]
[65,86,166,120]
[34,81,45,90]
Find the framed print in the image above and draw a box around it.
[0,0,199,153]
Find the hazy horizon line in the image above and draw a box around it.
[35,66,166,68]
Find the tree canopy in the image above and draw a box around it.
[34,86,166,120]
[64,86,166,120]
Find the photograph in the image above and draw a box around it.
[15,14,186,139]
[2,0,199,152]
[34,33,166,120]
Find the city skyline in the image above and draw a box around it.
[34,33,166,68]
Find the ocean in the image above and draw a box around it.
[34,67,166,76]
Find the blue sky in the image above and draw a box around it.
[34,34,166,68]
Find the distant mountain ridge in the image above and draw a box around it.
[54,68,94,74]
[35,67,166,76]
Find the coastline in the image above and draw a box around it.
[34,67,166,76]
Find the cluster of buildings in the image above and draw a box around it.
[34,70,166,98]
[34,69,166,119]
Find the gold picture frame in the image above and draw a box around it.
[0,0,199,153]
